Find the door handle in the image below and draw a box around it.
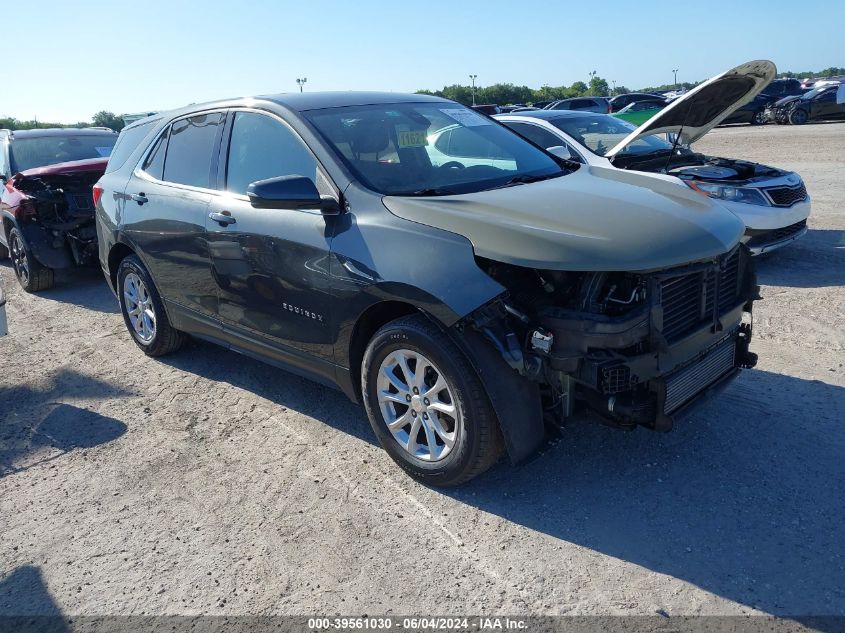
[209,211,236,226]
[131,193,148,205]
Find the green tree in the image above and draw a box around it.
[92,111,125,132]
[589,77,610,96]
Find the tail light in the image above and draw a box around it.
[92,183,104,207]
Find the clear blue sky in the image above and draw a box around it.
[6,0,843,123]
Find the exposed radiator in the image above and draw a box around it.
[664,337,736,414]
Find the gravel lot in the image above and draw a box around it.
[1,123,843,619]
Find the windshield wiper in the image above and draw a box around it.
[485,173,557,190]
[401,187,459,196]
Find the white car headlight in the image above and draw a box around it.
[685,181,770,206]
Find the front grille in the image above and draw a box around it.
[660,250,744,344]
[764,183,807,207]
[747,219,807,247]
[664,337,736,413]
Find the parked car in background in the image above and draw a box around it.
[95,91,757,485]
[608,93,665,112]
[497,60,811,255]
[0,275,7,336]
[612,100,665,126]
[470,104,500,115]
[0,128,118,292]
[761,78,807,100]
[544,97,611,113]
[769,83,845,124]
[720,93,772,125]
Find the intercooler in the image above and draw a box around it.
[663,336,736,414]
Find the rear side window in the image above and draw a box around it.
[225,112,317,195]
[162,113,224,188]
[105,119,158,174]
[505,122,563,151]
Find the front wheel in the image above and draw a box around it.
[9,227,53,293]
[789,108,809,125]
[362,314,503,486]
[751,110,767,125]
[117,255,185,356]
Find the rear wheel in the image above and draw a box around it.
[789,108,809,125]
[117,255,185,356]
[9,227,54,293]
[362,314,503,486]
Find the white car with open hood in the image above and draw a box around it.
[496,60,811,255]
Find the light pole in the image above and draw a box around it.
[588,70,597,95]
[469,74,477,106]
[296,77,307,93]
[672,68,679,88]
[611,79,616,96]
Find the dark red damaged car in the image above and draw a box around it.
[0,128,117,292]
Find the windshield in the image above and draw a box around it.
[9,134,116,173]
[304,102,565,195]
[548,114,674,157]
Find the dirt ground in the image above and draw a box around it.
[1,123,843,619]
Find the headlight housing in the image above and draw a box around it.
[685,180,770,206]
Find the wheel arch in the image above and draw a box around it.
[346,300,424,402]
[107,242,137,292]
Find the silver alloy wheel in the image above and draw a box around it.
[123,272,156,344]
[376,349,461,462]
[10,232,29,286]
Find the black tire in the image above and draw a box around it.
[116,255,185,356]
[0,240,8,259]
[362,314,503,486]
[789,108,809,125]
[8,227,54,293]
[751,110,767,125]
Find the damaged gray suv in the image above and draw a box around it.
[95,92,758,486]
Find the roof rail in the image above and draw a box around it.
[86,126,117,132]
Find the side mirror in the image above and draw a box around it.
[546,145,573,160]
[247,175,341,215]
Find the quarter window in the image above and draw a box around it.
[141,127,168,180]
[106,118,158,174]
[225,112,317,195]
[162,112,224,188]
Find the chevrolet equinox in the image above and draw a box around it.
[95,92,758,486]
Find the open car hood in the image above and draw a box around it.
[605,60,777,158]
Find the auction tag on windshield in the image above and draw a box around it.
[396,128,428,148]
[440,108,491,127]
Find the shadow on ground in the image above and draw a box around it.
[159,338,375,446]
[449,368,845,620]
[0,369,130,476]
[0,566,68,632]
[756,228,845,288]
[0,261,117,314]
[158,334,845,618]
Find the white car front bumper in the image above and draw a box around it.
[726,197,811,255]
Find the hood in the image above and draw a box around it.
[16,157,108,179]
[605,60,777,158]
[382,166,744,272]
